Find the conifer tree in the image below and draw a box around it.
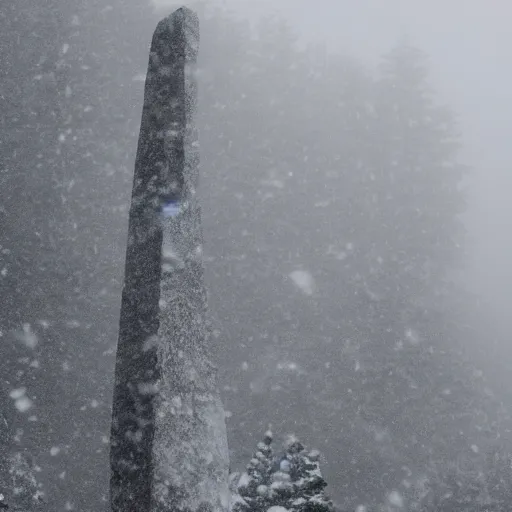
[366,38,467,304]
[279,436,334,512]
[235,430,275,512]
[294,450,334,512]
[247,435,335,512]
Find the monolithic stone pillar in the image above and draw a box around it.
[110,8,229,512]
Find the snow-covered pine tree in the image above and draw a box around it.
[293,449,334,512]
[268,436,301,508]
[271,436,333,512]
[234,430,275,512]
[233,433,335,512]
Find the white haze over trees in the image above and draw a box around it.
[2,0,512,511]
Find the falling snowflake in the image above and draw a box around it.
[405,328,420,345]
[10,388,33,413]
[276,361,299,372]
[289,270,315,295]
[14,324,38,349]
[388,490,404,508]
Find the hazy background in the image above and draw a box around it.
[191,0,512,373]
[2,0,512,510]
[155,0,512,338]
[190,0,512,322]
[156,0,512,394]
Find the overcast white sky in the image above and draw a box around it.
[157,0,512,316]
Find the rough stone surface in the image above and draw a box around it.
[110,8,229,512]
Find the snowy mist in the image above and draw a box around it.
[2,1,512,511]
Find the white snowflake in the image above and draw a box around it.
[276,361,299,372]
[405,328,420,345]
[10,388,33,413]
[14,323,38,349]
[289,270,315,295]
[388,490,404,508]
[14,396,33,413]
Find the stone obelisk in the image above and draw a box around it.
[109,8,229,512]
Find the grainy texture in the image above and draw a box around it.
[110,8,229,512]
